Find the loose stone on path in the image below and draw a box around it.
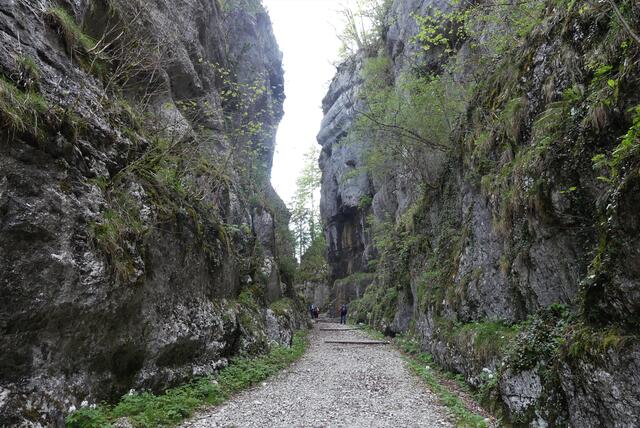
[180,323,454,427]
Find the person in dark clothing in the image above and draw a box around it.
[339,304,348,324]
[310,304,318,319]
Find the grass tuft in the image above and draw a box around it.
[406,359,488,428]
[0,77,50,141]
[16,54,42,90]
[45,7,97,53]
[89,206,146,284]
[269,297,295,317]
[45,7,108,78]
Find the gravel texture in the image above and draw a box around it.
[181,323,454,427]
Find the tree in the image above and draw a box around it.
[297,233,329,284]
[337,0,390,58]
[348,55,468,189]
[289,146,322,260]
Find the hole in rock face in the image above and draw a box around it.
[346,160,356,167]
[0,348,32,381]
[110,344,145,380]
[156,339,204,367]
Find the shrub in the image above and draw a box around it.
[66,407,110,428]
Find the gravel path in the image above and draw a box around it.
[181,322,454,428]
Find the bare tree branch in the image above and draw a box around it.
[606,0,640,47]
[347,90,451,152]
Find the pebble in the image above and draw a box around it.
[180,323,454,427]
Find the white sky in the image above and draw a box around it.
[264,0,351,204]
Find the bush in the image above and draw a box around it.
[66,407,110,428]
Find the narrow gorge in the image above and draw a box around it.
[0,0,639,427]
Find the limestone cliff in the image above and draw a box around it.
[318,0,640,425]
[0,0,303,425]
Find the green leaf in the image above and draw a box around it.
[594,64,613,77]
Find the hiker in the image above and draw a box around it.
[311,304,320,319]
[339,304,348,324]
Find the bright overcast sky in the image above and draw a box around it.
[264,0,352,205]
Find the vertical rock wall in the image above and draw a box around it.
[0,0,304,425]
[318,0,640,425]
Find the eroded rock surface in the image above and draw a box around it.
[0,0,303,425]
[317,0,640,426]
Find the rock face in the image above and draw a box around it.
[297,280,331,312]
[318,54,373,284]
[0,0,304,425]
[318,0,640,425]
